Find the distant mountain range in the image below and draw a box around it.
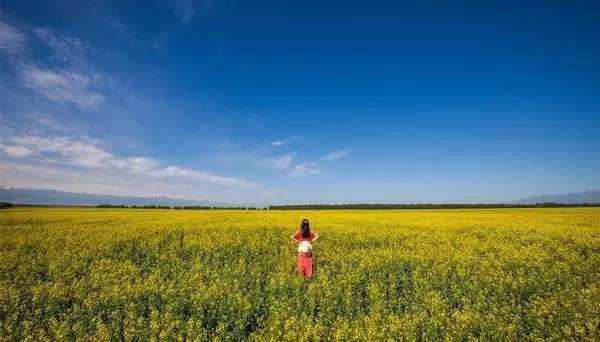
[514,190,600,204]
[0,187,226,206]
[1,186,599,206]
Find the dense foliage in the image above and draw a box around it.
[1,208,599,340]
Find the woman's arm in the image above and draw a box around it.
[311,233,319,242]
[290,234,301,243]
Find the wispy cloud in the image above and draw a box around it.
[2,23,106,109]
[0,134,258,190]
[29,113,69,133]
[322,148,351,161]
[33,27,87,66]
[0,15,262,202]
[268,146,340,177]
[0,21,28,55]
[288,162,321,177]
[149,165,256,188]
[0,144,32,158]
[19,64,104,109]
[269,135,299,146]
[9,135,115,168]
[269,153,295,170]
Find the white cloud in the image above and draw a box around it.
[0,19,265,201]
[19,64,104,109]
[123,157,158,174]
[270,153,294,170]
[0,134,258,190]
[288,162,321,177]
[0,161,201,200]
[0,21,27,55]
[29,113,68,132]
[10,135,111,167]
[269,135,299,147]
[0,145,32,158]
[33,27,87,66]
[0,24,106,109]
[322,148,351,161]
[150,165,257,188]
[33,115,54,127]
[267,151,323,177]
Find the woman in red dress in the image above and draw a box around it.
[291,219,319,279]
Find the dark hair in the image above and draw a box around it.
[300,219,310,238]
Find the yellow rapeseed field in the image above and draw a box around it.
[1,208,599,340]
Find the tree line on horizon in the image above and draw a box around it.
[96,204,264,210]
[0,202,13,209]
[96,202,599,210]
[267,202,600,210]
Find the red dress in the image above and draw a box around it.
[293,230,316,278]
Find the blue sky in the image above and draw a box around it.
[1,1,599,204]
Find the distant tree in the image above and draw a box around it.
[0,202,13,209]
